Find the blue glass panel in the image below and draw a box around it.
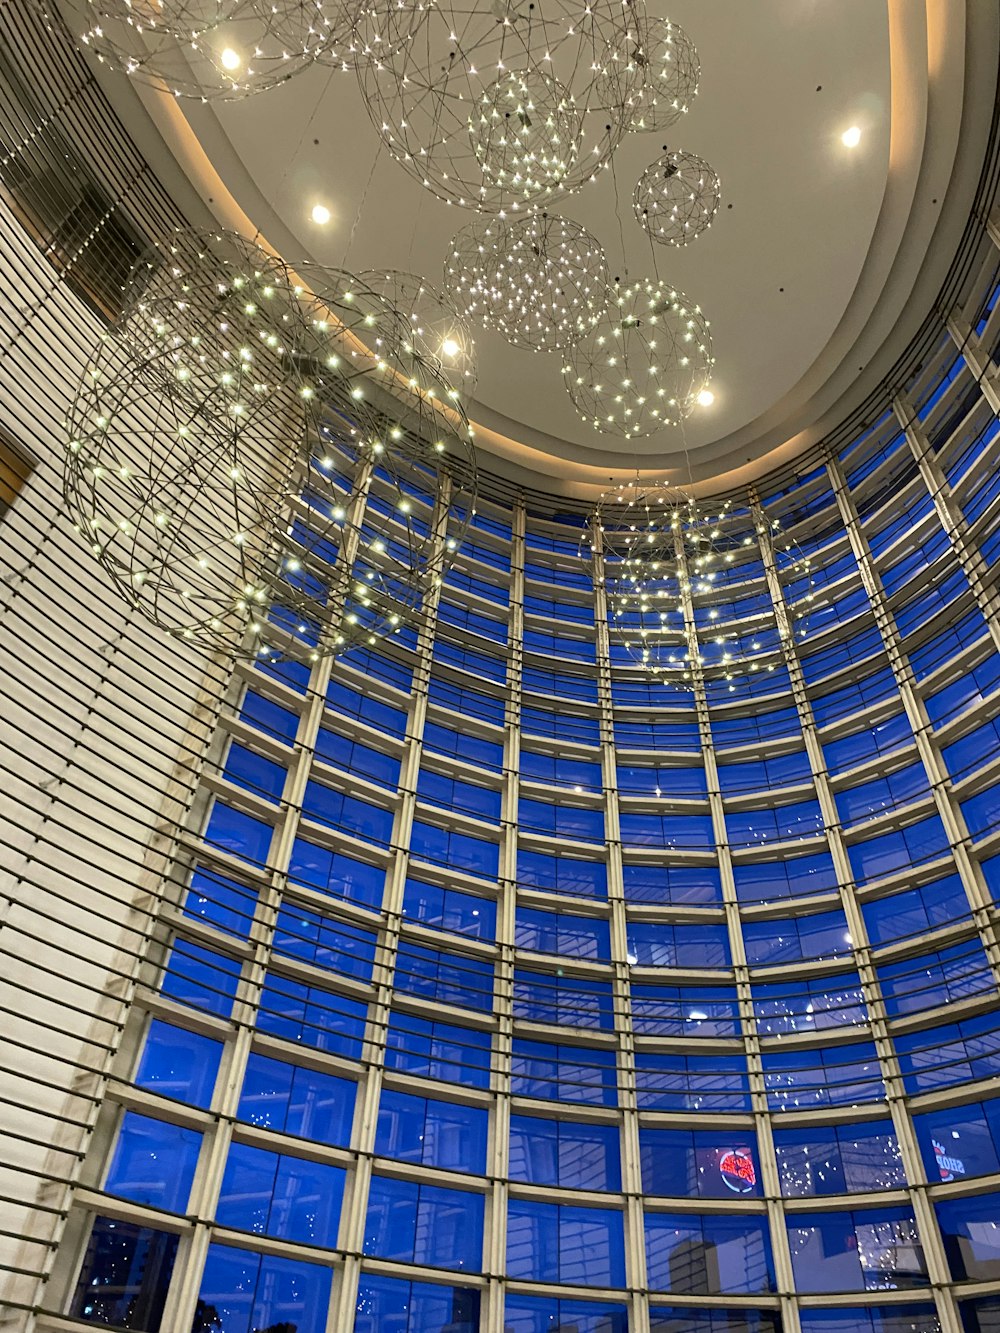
[645,1212,774,1294]
[635,1052,751,1112]
[302,780,394,844]
[514,970,614,1030]
[733,851,838,902]
[520,796,604,840]
[134,1019,221,1108]
[328,680,407,736]
[511,1039,618,1106]
[651,1309,781,1333]
[203,801,273,866]
[257,974,367,1058]
[104,1112,200,1212]
[402,876,497,938]
[743,907,851,965]
[507,1199,625,1286]
[184,865,256,936]
[620,811,715,849]
[396,941,494,1011]
[424,720,503,771]
[364,1176,484,1271]
[622,863,722,906]
[419,768,502,822]
[800,1307,938,1333]
[196,1242,331,1333]
[161,939,241,1017]
[774,1121,903,1196]
[216,1142,345,1247]
[640,1129,761,1198]
[237,1053,356,1146]
[410,820,500,878]
[522,749,603,790]
[762,1042,884,1110]
[254,654,311,693]
[506,1295,629,1333]
[315,727,401,787]
[824,714,914,774]
[222,743,287,803]
[628,921,730,968]
[913,1100,1000,1183]
[515,906,611,958]
[71,1217,178,1331]
[787,1209,927,1292]
[847,814,949,883]
[961,1296,1000,1333]
[354,1274,481,1333]
[863,874,969,944]
[239,688,299,742]
[753,973,867,1036]
[937,1191,1000,1279]
[385,1013,492,1088]
[517,849,607,898]
[376,1088,488,1173]
[632,985,740,1038]
[289,840,385,908]
[509,1114,621,1190]
[274,903,377,980]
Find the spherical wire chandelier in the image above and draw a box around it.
[353,0,645,212]
[589,482,817,688]
[628,16,700,132]
[65,231,476,661]
[563,277,714,437]
[633,148,721,247]
[445,211,608,353]
[359,268,479,399]
[53,0,351,98]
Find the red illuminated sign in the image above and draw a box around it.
[719,1149,756,1193]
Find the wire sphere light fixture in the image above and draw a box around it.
[563,278,713,437]
[633,148,721,247]
[65,232,477,661]
[56,0,327,98]
[445,212,608,353]
[591,482,818,687]
[359,268,479,399]
[628,17,700,132]
[353,0,644,211]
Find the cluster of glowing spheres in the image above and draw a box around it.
[628,17,700,131]
[633,148,721,247]
[355,0,644,212]
[64,229,476,660]
[445,212,608,353]
[588,483,818,687]
[563,278,714,437]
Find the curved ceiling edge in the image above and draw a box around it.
[72,0,996,499]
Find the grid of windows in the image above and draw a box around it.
[55,283,1000,1333]
[5,18,1000,1329]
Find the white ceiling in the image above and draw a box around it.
[93,0,984,492]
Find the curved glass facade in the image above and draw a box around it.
[1,6,1000,1333]
[52,288,1000,1333]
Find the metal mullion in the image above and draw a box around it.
[589,518,646,1333]
[672,522,800,1333]
[946,315,1000,416]
[822,464,977,1333]
[482,496,522,1333]
[329,469,450,1333]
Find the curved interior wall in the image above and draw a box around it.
[3,5,1000,1333]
